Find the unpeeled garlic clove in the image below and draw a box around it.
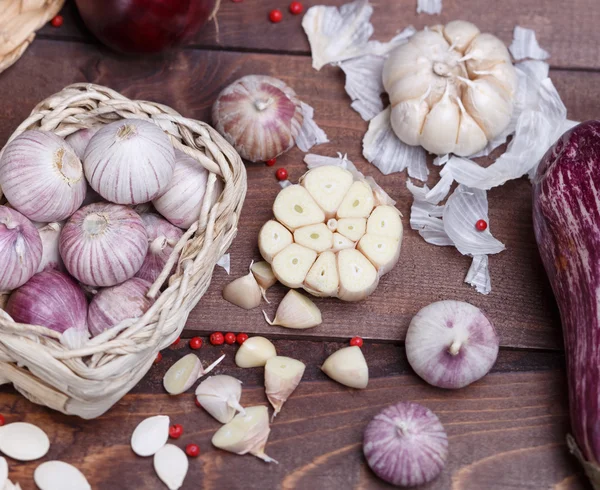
[154,444,188,490]
[223,269,263,310]
[131,415,170,457]
[235,336,277,368]
[163,353,225,395]
[195,375,246,424]
[263,290,322,329]
[265,356,306,418]
[321,346,369,389]
[211,406,278,463]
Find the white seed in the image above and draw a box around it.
[0,422,49,461]
[263,290,322,329]
[163,353,225,395]
[273,185,325,231]
[265,356,306,418]
[271,243,317,288]
[336,181,375,219]
[195,375,246,424]
[131,415,170,457]
[258,220,293,264]
[337,249,379,301]
[154,444,188,490]
[300,166,354,219]
[34,461,91,490]
[366,205,403,239]
[331,233,355,252]
[222,270,263,310]
[251,261,277,290]
[235,336,277,368]
[293,223,333,253]
[304,251,339,296]
[321,346,369,389]
[357,234,402,276]
[0,457,7,489]
[337,218,367,242]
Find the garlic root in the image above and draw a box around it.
[265,356,306,419]
[321,346,369,389]
[263,290,322,329]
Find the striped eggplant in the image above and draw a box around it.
[532,120,600,488]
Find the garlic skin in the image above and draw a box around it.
[383,21,516,156]
[223,269,263,310]
[265,356,305,417]
[235,336,277,368]
[321,345,369,389]
[195,375,245,424]
[83,119,175,204]
[0,130,86,222]
[263,289,322,329]
[35,222,64,273]
[212,75,304,162]
[211,406,277,463]
[65,126,101,159]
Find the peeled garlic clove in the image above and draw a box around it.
[211,406,277,463]
[235,336,277,368]
[34,461,91,490]
[223,270,263,310]
[366,206,403,239]
[304,251,339,297]
[0,457,7,489]
[271,243,317,289]
[336,181,375,219]
[420,92,461,156]
[332,233,355,252]
[337,249,378,302]
[357,235,401,276]
[293,223,333,253]
[300,165,354,219]
[195,375,245,424]
[154,444,188,490]
[131,415,170,457]
[265,356,306,417]
[0,422,50,461]
[251,261,277,290]
[163,353,225,395]
[442,20,480,53]
[263,289,322,329]
[273,185,325,231]
[337,218,366,242]
[258,220,294,264]
[462,77,513,138]
[322,346,369,389]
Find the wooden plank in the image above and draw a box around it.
[1,40,599,348]
[39,0,600,70]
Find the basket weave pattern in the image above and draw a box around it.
[0,83,247,419]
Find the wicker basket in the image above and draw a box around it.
[0,83,247,419]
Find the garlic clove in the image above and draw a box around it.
[0,422,50,461]
[263,289,322,329]
[293,223,333,253]
[131,415,170,457]
[153,444,188,490]
[357,234,402,276]
[273,185,325,231]
[442,20,480,53]
[464,33,512,74]
[336,181,375,219]
[0,457,6,489]
[34,461,91,490]
[383,42,428,94]
[163,353,225,395]
[304,251,339,297]
[332,233,355,252]
[300,165,354,219]
[195,375,245,424]
[420,92,461,156]
[222,270,263,310]
[211,406,277,463]
[235,336,277,368]
[321,346,369,389]
[454,98,489,157]
[366,206,403,240]
[336,218,366,242]
[258,220,294,264]
[251,261,277,291]
[271,243,317,289]
[265,356,306,418]
[337,249,378,302]
[462,77,513,139]
[389,98,430,147]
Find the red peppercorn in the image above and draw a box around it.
[236,333,249,345]
[210,332,225,345]
[0,415,5,426]
[269,9,283,23]
[189,337,203,350]
[475,219,488,232]
[50,15,63,28]
[169,424,183,439]
[276,168,288,181]
[289,1,303,14]
[195,397,202,408]
[172,336,181,346]
[185,443,200,457]
[154,352,163,364]
[224,332,236,345]
[350,336,363,347]
[266,158,277,166]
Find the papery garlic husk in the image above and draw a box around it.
[0,206,42,292]
[163,353,226,395]
[212,75,304,162]
[223,267,263,310]
[321,345,369,389]
[83,119,175,204]
[263,289,322,329]
[211,406,278,463]
[65,126,101,159]
[35,222,64,273]
[265,356,306,418]
[195,375,246,424]
[235,336,277,368]
[0,130,86,221]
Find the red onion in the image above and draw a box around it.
[0,131,86,222]
[60,203,148,287]
[363,402,448,487]
[6,270,89,344]
[65,126,101,160]
[136,213,183,284]
[88,277,154,336]
[0,206,42,292]
[35,222,64,273]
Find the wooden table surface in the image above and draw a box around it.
[1,1,599,488]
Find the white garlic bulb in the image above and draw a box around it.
[83,119,175,204]
[383,21,516,156]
